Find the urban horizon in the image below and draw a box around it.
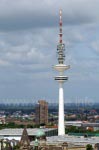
[0,97,98,104]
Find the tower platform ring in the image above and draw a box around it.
[54,64,70,72]
[55,76,68,81]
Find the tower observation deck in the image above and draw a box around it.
[54,10,70,136]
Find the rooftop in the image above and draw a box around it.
[0,128,55,136]
[47,135,99,146]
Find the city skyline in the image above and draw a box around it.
[0,0,99,103]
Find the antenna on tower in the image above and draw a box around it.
[57,9,65,64]
[59,9,62,44]
[54,10,70,136]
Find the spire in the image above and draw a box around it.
[57,9,65,64]
[20,127,30,149]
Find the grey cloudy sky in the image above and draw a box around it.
[0,0,99,103]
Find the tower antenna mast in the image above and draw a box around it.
[54,9,70,135]
[57,9,65,65]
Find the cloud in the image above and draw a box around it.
[0,28,55,67]
[0,0,99,101]
[0,59,10,66]
[91,41,99,54]
[0,0,99,31]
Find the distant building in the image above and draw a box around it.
[0,117,5,124]
[94,143,99,150]
[35,100,48,125]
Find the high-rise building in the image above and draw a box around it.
[35,100,48,125]
[54,10,70,135]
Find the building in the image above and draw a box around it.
[0,127,99,150]
[65,121,82,127]
[54,10,70,135]
[0,128,58,141]
[94,143,99,150]
[35,100,48,125]
[0,117,5,124]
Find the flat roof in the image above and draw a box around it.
[0,128,56,136]
[0,128,99,145]
[47,135,99,145]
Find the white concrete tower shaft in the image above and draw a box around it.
[54,10,70,136]
[59,81,65,135]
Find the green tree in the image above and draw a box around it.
[13,144,20,150]
[86,144,93,150]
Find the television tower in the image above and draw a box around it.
[54,10,70,135]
